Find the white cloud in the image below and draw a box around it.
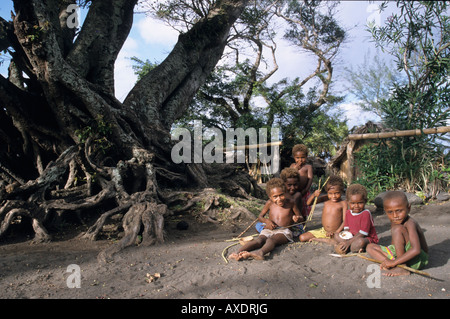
[136,16,179,46]
[114,37,139,102]
[340,102,379,129]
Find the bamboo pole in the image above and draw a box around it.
[215,141,283,152]
[304,176,330,231]
[348,125,450,141]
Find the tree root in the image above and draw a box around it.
[0,141,266,262]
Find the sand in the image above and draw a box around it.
[0,200,449,300]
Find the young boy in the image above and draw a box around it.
[229,178,303,261]
[299,175,347,244]
[366,191,429,276]
[334,184,378,254]
[255,168,303,234]
[289,144,313,219]
[280,167,304,236]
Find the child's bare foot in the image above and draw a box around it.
[241,250,265,260]
[382,267,410,277]
[229,252,244,261]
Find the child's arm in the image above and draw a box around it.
[292,200,304,223]
[301,165,314,196]
[381,220,423,269]
[306,190,328,206]
[334,201,348,234]
[258,200,276,230]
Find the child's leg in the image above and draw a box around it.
[299,231,315,242]
[366,243,387,261]
[241,233,289,260]
[350,237,370,253]
[383,225,410,276]
[229,236,266,261]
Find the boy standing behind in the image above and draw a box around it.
[367,191,429,276]
[290,144,313,219]
[299,175,347,244]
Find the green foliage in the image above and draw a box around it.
[130,57,159,81]
[75,115,113,154]
[355,0,450,199]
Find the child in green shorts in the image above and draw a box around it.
[367,191,429,276]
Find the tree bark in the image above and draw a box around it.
[0,0,253,261]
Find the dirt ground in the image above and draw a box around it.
[0,200,449,300]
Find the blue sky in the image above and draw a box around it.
[0,1,398,129]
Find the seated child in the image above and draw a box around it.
[281,167,304,236]
[334,184,378,254]
[366,191,429,276]
[230,178,303,261]
[255,167,304,236]
[289,144,313,219]
[299,175,347,244]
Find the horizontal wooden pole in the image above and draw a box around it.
[215,141,282,152]
[348,126,450,141]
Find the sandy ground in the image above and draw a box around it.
[0,200,449,301]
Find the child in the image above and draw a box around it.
[299,175,347,244]
[229,178,303,261]
[289,144,313,219]
[255,168,303,234]
[366,191,429,276]
[334,184,378,254]
[280,167,304,236]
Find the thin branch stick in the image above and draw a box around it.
[304,176,330,231]
[222,242,240,264]
[356,255,443,281]
[236,217,259,238]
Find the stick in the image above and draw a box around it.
[222,242,240,264]
[236,218,259,239]
[225,233,258,242]
[356,255,443,281]
[304,176,330,231]
[329,253,367,258]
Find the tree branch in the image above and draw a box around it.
[124,0,249,130]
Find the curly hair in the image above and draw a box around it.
[325,175,345,192]
[280,167,300,181]
[266,177,286,197]
[346,183,368,202]
[292,144,308,156]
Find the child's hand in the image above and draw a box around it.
[335,241,350,255]
[264,220,277,230]
[380,258,397,270]
[313,190,321,197]
[293,215,303,223]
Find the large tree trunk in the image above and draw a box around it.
[0,0,254,261]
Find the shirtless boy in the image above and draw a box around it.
[299,175,347,244]
[280,167,304,236]
[289,144,313,218]
[367,191,429,276]
[229,178,303,261]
